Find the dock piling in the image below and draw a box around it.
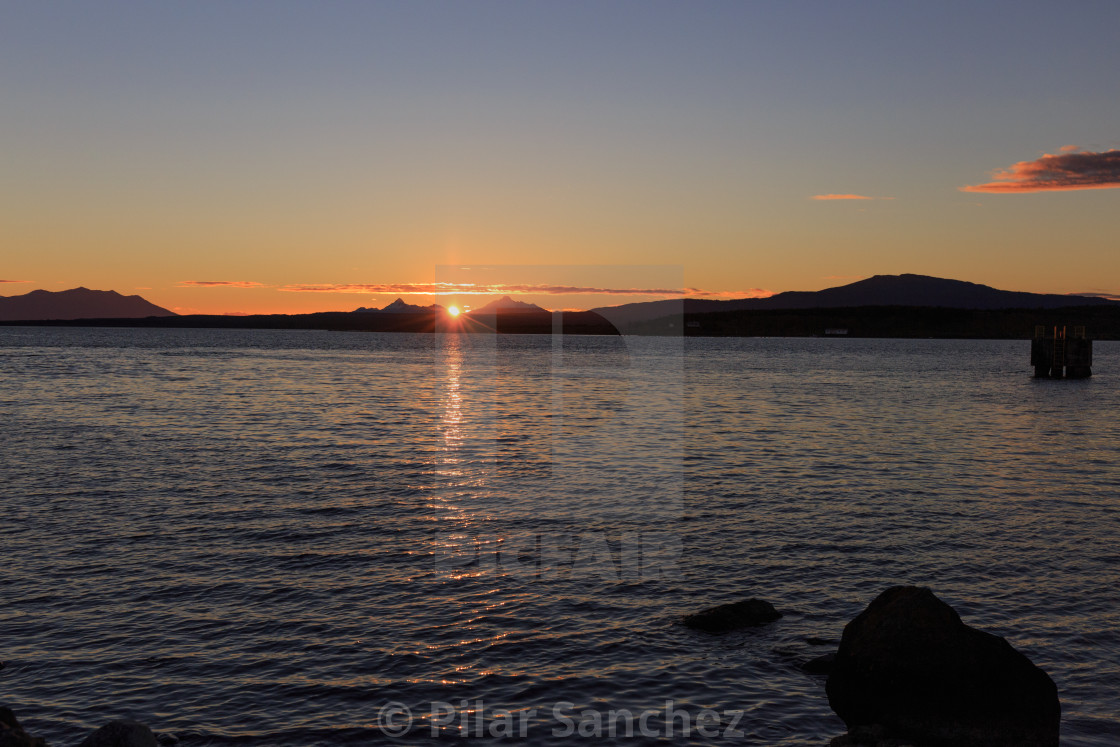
[1031,325,1092,379]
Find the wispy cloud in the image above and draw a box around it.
[178,280,267,288]
[1069,291,1120,301]
[683,288,773,299]
[0,279,31,283]
[278,282,772,298]
[812,194,892,201]
[960,147,1120,193]
[281,282,485,295]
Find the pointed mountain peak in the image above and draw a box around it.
[375,297,444,313]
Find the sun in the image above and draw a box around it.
[448,305,461,317]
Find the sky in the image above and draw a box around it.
[2,1,1119,314]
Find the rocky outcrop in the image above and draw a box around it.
[802,652,836,675]
[683,598,781,633]
[0,707,47,747]
[0,709,162,747]
[76,720,157,747]
[826,586,1060,746]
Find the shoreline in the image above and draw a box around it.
[2,304,1119,339]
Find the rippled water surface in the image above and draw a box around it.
[2,327,1119,745]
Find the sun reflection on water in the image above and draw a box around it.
[438,336,464,458]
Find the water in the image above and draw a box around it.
[2,327,1118,745]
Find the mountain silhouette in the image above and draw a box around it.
[0,287,177,321]
[354,298,445,313]
[473,296,547,313]
[593,274,1119,328]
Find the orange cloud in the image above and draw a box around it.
[0,279,31,283]
[812,194,875,200]
[178,280,267,288]
[277,282,769,297]
[960,147,1120,193]
[280,282,470,294]
[682,288,773,299]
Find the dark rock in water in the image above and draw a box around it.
[826,586,1060,747]
[683,598,781,632]
[0,707,48,747]
[802,652,836,675]
[77,720,157,747]
[828,723,912,746]
[803,636,838,646]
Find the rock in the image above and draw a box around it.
[803,636,838,646]
[829,723,917,746]
[0,709,19,731]
[826,586,1060,746]
[683,598,781,632]
[77,720,157,747]
[828,723,886,745]
[802,652,836,675]
[0,707,48,747]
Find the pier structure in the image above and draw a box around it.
[1031,325,1092,379]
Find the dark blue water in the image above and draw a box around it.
[2,327,1118,745]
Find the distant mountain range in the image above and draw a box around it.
[472,296,547,313]
[354,298,445,314]
[4,275,1115,327]
[592,274,1120,328]
[0,287,177,321]
[352,296,546,314]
